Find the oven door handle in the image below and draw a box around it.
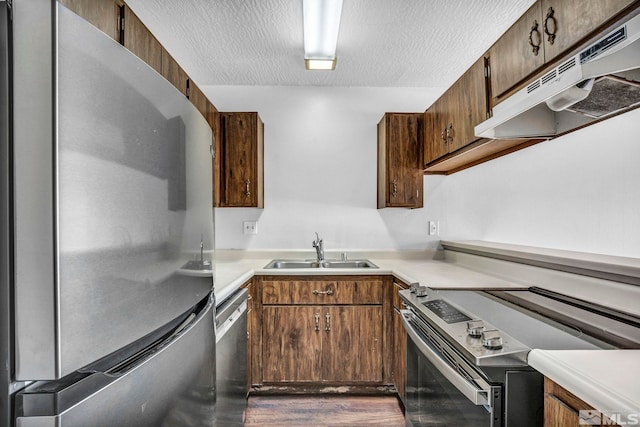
[400,310,491,407]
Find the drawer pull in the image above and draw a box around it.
[313,289,334,296]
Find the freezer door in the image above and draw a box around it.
[16,295,216,427]
[13,3,215,380]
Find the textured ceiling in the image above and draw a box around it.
[125,0,536,88]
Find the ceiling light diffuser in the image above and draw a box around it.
[303,0,343,70]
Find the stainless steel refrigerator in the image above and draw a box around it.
[1,1,217,426]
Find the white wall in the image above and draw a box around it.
[441,107,640,258]
[204,85,640,258]
[205,86,444,250]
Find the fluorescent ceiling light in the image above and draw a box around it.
[305,58,336,70]
[303,0,343,70]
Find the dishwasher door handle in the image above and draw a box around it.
[216,299,247,343]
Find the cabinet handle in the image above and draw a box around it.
[446,123,454,144]
[312,289,334,296]
[544,7,556,45]
[314,313,320,332]
[392,179,398,198]
[245,179,251,197]
[529,20,541,56]
[441,127,447,144]
[325,312,331,333]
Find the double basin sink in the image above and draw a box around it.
[264,259,378,269]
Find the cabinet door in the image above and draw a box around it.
[322,306,383,383]
[161,48,189,96]
[424,94,450,165]
[188,82,208,119]
[449,57,488,152]
[262,306,322,382]
[543,394,580,426]
[490,1,545,99]
[393,308,407,402]
[220,112,263,207]
[209,106,222,207]
[385,114,422,207]
[541,0,637,63]
[243,281,257,390]
[58,0,121,41]
[123,6,162,74]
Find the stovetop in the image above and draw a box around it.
[399,286,640,368]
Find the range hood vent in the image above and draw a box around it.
[476,11,640,139]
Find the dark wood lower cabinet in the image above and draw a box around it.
[392,279,409,403]
[262,306,322,383]
[323,306,383,383]
[255,276,390,388]
[262,305,383,383]
[392,309,406,401]
[544,377,620,427]
[544,393,580,426]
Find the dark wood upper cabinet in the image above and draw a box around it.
[424,57,489,166]
[219,112,264,208]
[542,0,637,62]
[491,0,638,102]
[377,113,423,209]
[188,82,208,118]
[490,2,546,101]
[58,0,122,42]
[122,6,162,74]
[209,107,222,208]
[160,48,189,97]
[58,0,224,209]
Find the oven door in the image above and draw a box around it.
[401,310,502,427]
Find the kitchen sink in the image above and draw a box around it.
[322,260,377,268]
[264,259,378,269]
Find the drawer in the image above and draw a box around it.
[262,279,383,305]
[392,279,410,310]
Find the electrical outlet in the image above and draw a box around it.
[243,220,258,235]
[428,221,439,236]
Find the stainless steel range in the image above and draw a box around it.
[399,286,640,427]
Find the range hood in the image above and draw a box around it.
[476,11,640,139]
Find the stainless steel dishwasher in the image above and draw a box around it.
[215,288,248,426]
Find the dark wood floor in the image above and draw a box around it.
[244,395,405,426]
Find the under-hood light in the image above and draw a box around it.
[303,0,343,70]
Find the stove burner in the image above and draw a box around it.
[422,300,471,324]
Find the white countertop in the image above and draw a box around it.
[529,350,640,417]
[213,252,525,305]
[212,244,640,413]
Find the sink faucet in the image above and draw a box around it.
[312,232,324,262]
